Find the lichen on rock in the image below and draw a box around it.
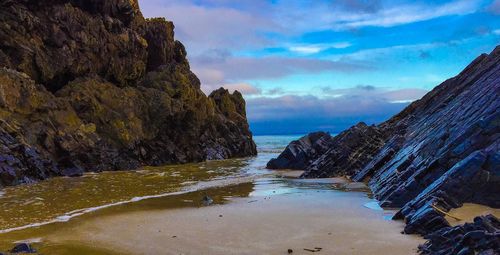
[0,0,257,187]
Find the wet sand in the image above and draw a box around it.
[446,203,500,226]
[272,169,304,178]
[0,135,495,255]
[44,177,423,255]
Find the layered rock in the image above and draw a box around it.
[268,46,500,252]
[266,132,333,170]
[419,215,500,255]
[355,47,499,238]
[0,0,256,187]
[0,0,148,91]
[301,122,387,178]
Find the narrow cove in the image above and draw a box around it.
[0,136,426,255]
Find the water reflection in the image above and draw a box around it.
[0,157,255,231]
[0,134,399,255]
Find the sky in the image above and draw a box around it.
[139,0,500,135]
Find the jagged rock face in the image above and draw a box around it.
[0,0,149,91]
[267,132,334,170]
[268,46,500,239]
[355,46,499,236]
[0,1,256,187]
[418,215,500,255]
[355,46,499,204]
[301,123,386,178]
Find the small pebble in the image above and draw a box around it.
[288,248,293,253]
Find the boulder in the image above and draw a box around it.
[10,243,36,253]
[267,122,386,177]
[266,132,333,170]
[418,215,500,255]
[301,122,386,178]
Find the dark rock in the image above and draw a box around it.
[457,247,473,255]
[361,47,500,221]
[61,166,85,177]
[419,215,500,255]
[10,243,36,253]
[270,45,500,248]
[202,195,213,206]
[288,248,293,253]
[267,122,386,178]
[0,1,256,187]
[301,122,386,178]
[267,132,333,170]
[0,0,148,91]
[478,249,498,255]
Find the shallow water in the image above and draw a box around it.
[0,134,425,254]
[0,159,253,231]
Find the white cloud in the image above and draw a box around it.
[288,42,352,54]
[138,0,482,56]
[192,55,372,93]
[247,86,427,121]
[137,0,485,100]
[319,86,428,103]
[330,42,352,49]
[390,100,415,104]
[330,0,481,29]
[246,85,427,133]
[289,46,323,54]
[139,0,281,54]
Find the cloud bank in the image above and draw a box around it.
[248,86,428,134]
[138,0,497,135]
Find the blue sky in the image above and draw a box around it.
[139,0,500,135]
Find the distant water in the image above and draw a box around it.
[0,134,415,254]
[254,134,303,154]
[0,135,300,233]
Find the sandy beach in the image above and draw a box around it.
[0,172,498,255]
[43,177,423,255]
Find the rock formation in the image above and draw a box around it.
[268,46,500,253]
[266,131,333,170]
[0,0,256,187]
[418,214,499,255]
[301,122,387,178]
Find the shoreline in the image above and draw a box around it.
[1,173,425,255]
[44,178,423,255]
[0,170,498,254]
[0,174,261,235]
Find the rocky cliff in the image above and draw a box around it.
[266,131,334,170]
[0,0,257,187]
[268,46,499,254]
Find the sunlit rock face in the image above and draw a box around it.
[269,46,500,241]
[0,0,256,187]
